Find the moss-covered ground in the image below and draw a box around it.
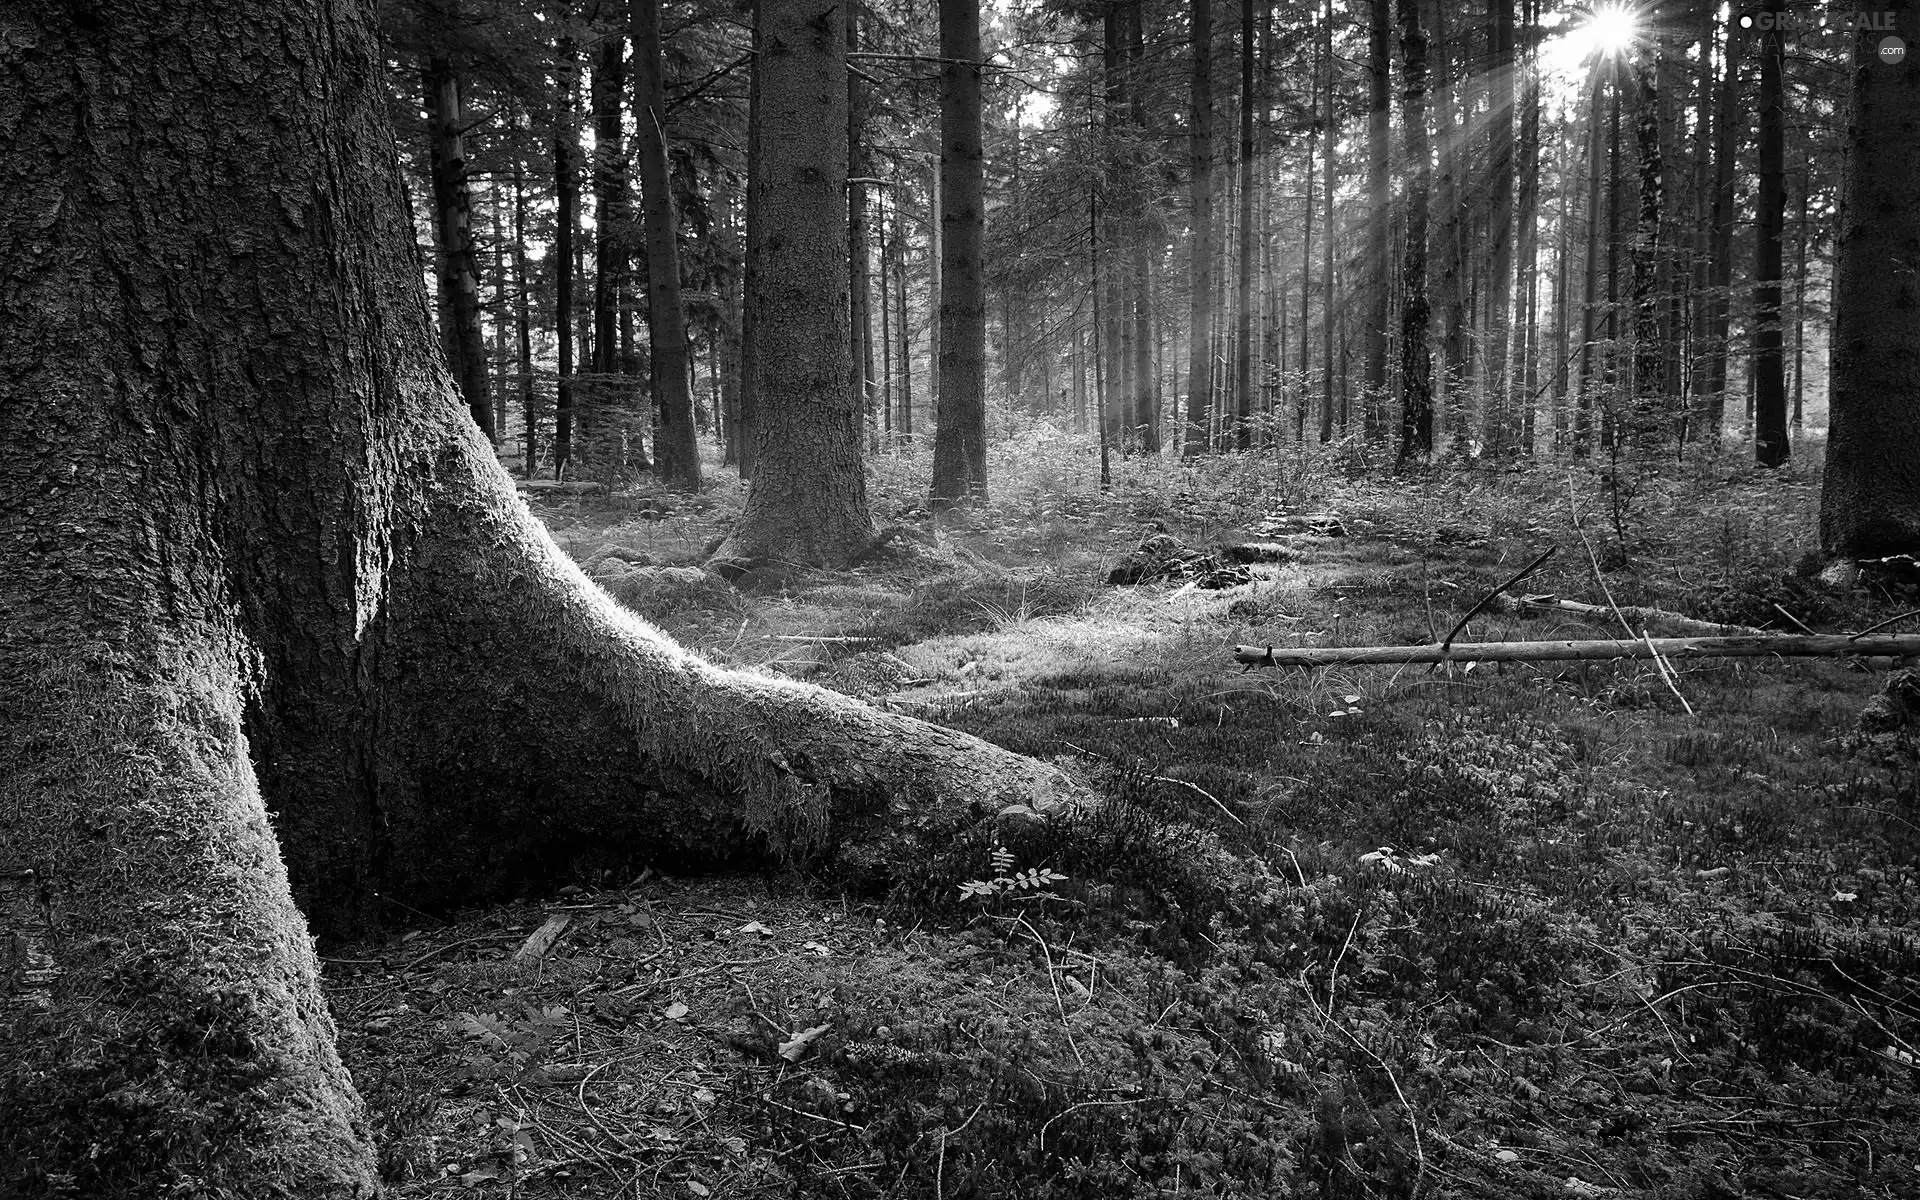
[330,432,1920,1199]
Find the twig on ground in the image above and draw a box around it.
[999,914,1085,1067]
[1640,627,1695,714]
[1771,603,1817,634]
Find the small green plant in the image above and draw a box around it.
[958,844,1067,900]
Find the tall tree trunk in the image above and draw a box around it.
[1396,0,1433,465]
[1126,0,1158,453]
[1819,0,1920,559]
[1318,0,1336,444]
[931,0,989,505]
[1233,0,1256,449]
[879,191,895,438]
[1,6,1066,1190]
[1631,54,1665,448]
[1752,0,1788,467]
[512,142,538,474]
[894,196,914,438]
[1514,0,1541,454]
[1574,63,1607,457]
[1364,0,1392,441]
[738,2,764,477]
[633,0,702,488]
[1482,0,1515,454]
[716,0,875,563]
[591,34,628,388]
[1184,0,1214,456]
[424,53,495,440]
[848,6,878,449]
[554,53,580,478]
[1703,19,1739,441]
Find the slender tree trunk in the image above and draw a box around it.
[1631,53,1666,448]
[848,6,878,451]
[1819,0,1920,559]
[554,56,579,478]
[1574,63,1607,457]
[1752,0,1788,467]
[1364,0,1391,442]
[1703,19,1739,441]
[591,34,628,389]
[512,146,538,475]
[424,53,495,440]
[633,0,702,487]
[717,0,874,562]
[737,5,764,477]
[930,0,989,505]
[879,192,895,439]
[1396,0,1433,465]
[1184,0,1214,456]
[895,197,914,438]
[1482,0,1515,454]
[1319,0,1335,444]
[1515,0,1541,454]
[1233,0,1256,449]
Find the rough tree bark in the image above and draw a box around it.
[0,3,1069,1195]
[1233,0,1256,449]
[633,0,703,488]
[1396,0,1433,465]
[712,0,879,563]
[1819,0,1920,559]
[930,0,989,505]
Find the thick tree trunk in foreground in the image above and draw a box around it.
[930,0,989,507]
[1820,0,1920,559]
[713,0,878,563]
[633,0,703,489]
[0,4,1066,1195]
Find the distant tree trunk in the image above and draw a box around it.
[1752,0,1788,467]
[1126,0,1158,453]
[715,0,874,563]
[1319,0,1336,444]
[554,57,580,478]
[591,34,628,388]
[633,0,702,488]
[1574,64,1607,456]
[1702,19,1739,441]
[1363,0,1391,441]
[1395,0,1433,465]
[1482,0,1515,454]
[1233,0,1256,449]
[930,0,989,506]
[1819,0,1920,559]
[879,193,895,439]
[1631,54,1665,447]
[0,6,1071,1195]
[894,198,914,438]
[738,2,763,477]
[424,54,495,440]
[1184,0,1214,456]
[512,142,538,474]
[1514,0,1541,454]
[848,7,878,451]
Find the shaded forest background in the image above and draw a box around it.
[386,0,1851,488]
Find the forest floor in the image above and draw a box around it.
[329,431,1920,1200]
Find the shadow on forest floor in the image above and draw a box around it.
[331,436,1920,1199]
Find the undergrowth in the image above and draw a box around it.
[343,437,1920,1200]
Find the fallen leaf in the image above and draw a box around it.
[692,1087,716,1104]
[664,1001,689,1021]
[687,1182,711,1198]
[1833,890,1859,902]
[803,941,832,956]
[737,920,773,936]
[1495,1149,1520,1164]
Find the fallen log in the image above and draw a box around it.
[1233,633,1920,669]
[1490,592,1766,636]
